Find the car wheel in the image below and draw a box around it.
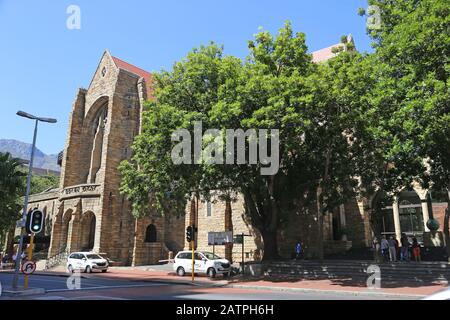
[207,268,216,278]
[67,265,74,273]
[85,266,92,274]
[223,272,229,278]
[101,269,107,273]
[177,267,185,277]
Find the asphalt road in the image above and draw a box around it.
[0,272,416,300]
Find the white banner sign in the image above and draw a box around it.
[208,231,233,245]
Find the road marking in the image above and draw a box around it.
[34,296,68,300]
[46,283,169,293]
[71,295,129,300]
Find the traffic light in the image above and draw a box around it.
[26,209,44,234]
[186,226,194,242]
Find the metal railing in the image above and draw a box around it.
[45,250,68,270]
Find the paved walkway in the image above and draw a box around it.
[20,264,447,298]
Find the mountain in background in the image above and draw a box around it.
[0,139,60,172]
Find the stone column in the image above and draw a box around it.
[339,204,347,241]
[66,210,82,253]
[48,217,63,257]
[421,198,430,232]
[392,198,402,242]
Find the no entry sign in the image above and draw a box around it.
[21,261,36,275]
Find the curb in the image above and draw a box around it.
[226,283,425,299]
[0,270,92,279]
[9,270,229,288]
[2,287,46,297]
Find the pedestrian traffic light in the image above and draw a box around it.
[186,226,194,242]
[26,209,44,234]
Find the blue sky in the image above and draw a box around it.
[0,0,372,155]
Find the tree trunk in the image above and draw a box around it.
[316,186,324,261]
[243,188,281,261]
[444,187,450,262]
[261,229,279,261]
[224,200,233,263]
[6,227,15,260]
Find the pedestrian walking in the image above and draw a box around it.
[412,237,421,262]
[372,236,382,263]
[388,236,397,262]
[295,241,303,260]
[400,233,410,261]
[380,236,389,262]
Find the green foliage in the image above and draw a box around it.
[0,152,25,240]
[120,22,373,259]
[121,2,449,259]
[358,7,366,16]
[30,174,59,194]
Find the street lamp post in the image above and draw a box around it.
[12,111,56,290]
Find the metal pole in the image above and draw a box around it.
[24,233,34,289]
[241,232,244,276]
[12,119,38,289]
[191,235,195,282]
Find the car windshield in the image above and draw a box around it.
[86,254,102,260]
[202,252,221,260]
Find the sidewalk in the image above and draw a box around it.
[21,265,447,298]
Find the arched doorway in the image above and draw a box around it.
[59,209,73,253]
[398,190,424,234]
[81,212,96,251]
[378,190,424,240]
[145,224,157,243]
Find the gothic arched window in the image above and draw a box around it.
[145,224,157,243]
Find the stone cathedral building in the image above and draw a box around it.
[4,44,448,267]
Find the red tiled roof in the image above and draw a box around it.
[311,43,345,63]
[112,56,154,98]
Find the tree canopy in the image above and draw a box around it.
[121,1,449,260]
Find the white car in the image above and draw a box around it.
[67,252,109,273]
[423,287,450,300]
[173,251,231,278]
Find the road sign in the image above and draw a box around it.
[208,231,233,245]
[233,234,244,244]
[21,261,36,275]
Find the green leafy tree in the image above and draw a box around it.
[361,0,449,256]
[30,174,59,195]
[121,22,374,260]
[0,152,25,247]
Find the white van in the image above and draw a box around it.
[67,252,108,273]
[173,251,230,278]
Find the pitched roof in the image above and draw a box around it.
[311,43,345,63]
[111,56,154,98]
[311,34,355,63]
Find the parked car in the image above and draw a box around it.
[173,251,230,278]
[67,252,108,273]
[423,287,450,300]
